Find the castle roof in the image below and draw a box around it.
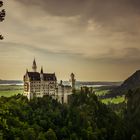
[27,72,57,81]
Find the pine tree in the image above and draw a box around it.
[0,1,5,40]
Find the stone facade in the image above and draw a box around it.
[23,59,76,103]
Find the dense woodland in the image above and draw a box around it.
[125,89,140,139]
[0,88,140,140]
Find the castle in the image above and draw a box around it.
[23,59,76,103]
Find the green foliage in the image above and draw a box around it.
[45,128,57,140]
[125,88,140,140]
[95,89,110,96]
[101,96,125,104]
[0,89,128,140]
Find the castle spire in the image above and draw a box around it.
[40,66,44,81]
[32,58,37,72]
[40,66,43,74]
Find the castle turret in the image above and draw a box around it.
[70,73,76,90]
[40,66,44,81]
[32,58,37,72]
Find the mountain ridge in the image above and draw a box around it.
[118,70,140,92]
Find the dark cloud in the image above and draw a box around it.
[15,0,86,16]
[94,47,140,64]
[14,0,140,33]
[15,0,140,16]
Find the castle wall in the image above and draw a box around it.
[23,60,75,103]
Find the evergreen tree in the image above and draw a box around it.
[45,128,57,140]
[0,1,5,40]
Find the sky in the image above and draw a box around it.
[0,0,140,81]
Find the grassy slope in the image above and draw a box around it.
[95,89,125,104]
[0,85,23,97]
[95,89,110,96]
[101,96,125,104]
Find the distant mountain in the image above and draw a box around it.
[118,70,140,92]
[0,80,23,85]
[57,81,121,88]
[102,70,140,98]
[111,70,140,96]
[77,81,121,86]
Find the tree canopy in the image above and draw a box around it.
[0,89,128,140]
[0,87,140,140]
[0,1,5,40]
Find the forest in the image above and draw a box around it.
[0,88,140,140]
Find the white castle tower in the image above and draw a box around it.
[70,73,76,90]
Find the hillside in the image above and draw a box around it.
[119,70,140,91]
[100,70,140,98]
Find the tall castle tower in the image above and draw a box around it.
[32,58,37,72]
[40,66,44,81]
[70,73,76,90]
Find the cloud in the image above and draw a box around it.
[14,0,140,32]
[1,0,139,60]
[93,47,140,64]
